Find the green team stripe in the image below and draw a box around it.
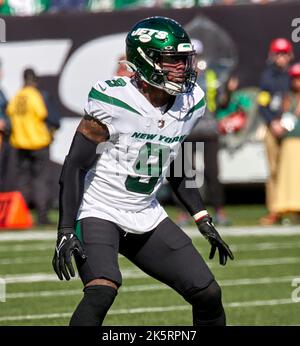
[75,221,83,243]
[186,97,206,117]
[89,87,141,115]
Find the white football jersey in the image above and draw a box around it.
[77,76,206,233]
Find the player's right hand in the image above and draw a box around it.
[52,230,87,281]
[196,215,234,266]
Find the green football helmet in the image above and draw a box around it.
[126,16,197,95]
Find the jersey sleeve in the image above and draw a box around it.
[84,81,118,141]
[190,84,206,120]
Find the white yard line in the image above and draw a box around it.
[3,269,148,283]
[184,226,300,237]
[225,299,294,308]
[0,298,297,322]
[1,255,300,269]
[229,241,300,252]
[5,275,298,300]
[0,312,72,322]
[227,257,300,267]
[6,289,81,299]
[4,273,60,284]
[0,244,53,252]
[220,275,298,286]
[0,225,299,242]
[2,241,300,254]
[0,257,47,265]
[0,231,57,242]
[2,256,300,281]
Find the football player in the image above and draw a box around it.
[52,16,234,326]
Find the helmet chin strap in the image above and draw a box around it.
[123,60,184,95]
[164,81,183,95]
[119,60,137,73]
[142,75,183,95]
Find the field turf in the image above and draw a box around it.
[0,219,299,326]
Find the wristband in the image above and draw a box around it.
[193,210,209,222]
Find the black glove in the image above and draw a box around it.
[196,215,234,266]
[52,229,87,281]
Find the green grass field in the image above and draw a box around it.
[0,208,299,326]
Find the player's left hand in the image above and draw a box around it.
[196,215,234,265]
[52,229,87,281]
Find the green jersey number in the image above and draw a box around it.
[125,142,170,195]
[105,78,126,88]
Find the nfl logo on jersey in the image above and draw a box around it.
[158,119,165,128]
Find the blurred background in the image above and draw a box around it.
[0,0,300,326]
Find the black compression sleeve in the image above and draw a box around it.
[166,146,206,216]
[58,131,98,230]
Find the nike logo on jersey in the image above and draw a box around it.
[98,83,107,92]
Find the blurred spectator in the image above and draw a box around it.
[221,0,284,4]
[40,87,61,210]
[50,0,86,12]
[161,0,282,7]
[220,0,262,4]
[86,0,112,11]
[163,0,215,7]
[87,0,162,12]
[220,0,236,5]
[114,0,159,9]
[0,0,49,15]
[0,0,288,15]
[6,68,53,225]
[273,63,300,219]
[40,89,61,138]
[250,0,278,3]
[216,76,251,135]
[258,38,293,225]
[0,0,10,14]
[0,59,11,191]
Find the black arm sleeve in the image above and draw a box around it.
[166,144,206,216]
[58,131,98,230]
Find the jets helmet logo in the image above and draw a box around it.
[131,28,168,43]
